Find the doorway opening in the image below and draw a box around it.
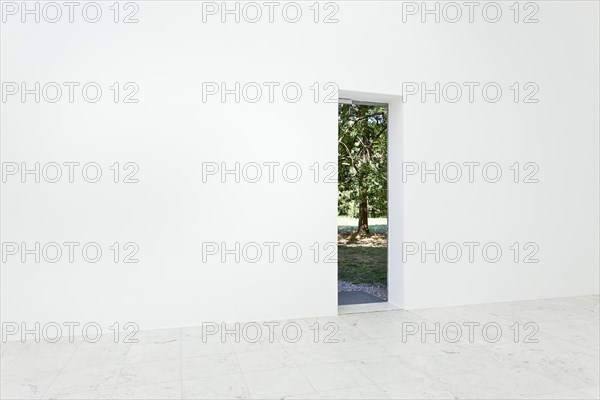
[337,99,388,306]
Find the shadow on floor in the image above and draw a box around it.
[338,291,386,305]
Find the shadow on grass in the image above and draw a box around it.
[338,232,387,285]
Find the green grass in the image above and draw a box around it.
[337,245,387,284]
[337,215,388,285]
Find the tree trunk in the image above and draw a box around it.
[357,200,369,235]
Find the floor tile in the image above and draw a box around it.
[0,340,30,359]
[181,327,234,358]
[286,343,346,367]
[243,367,316,399]
[437,366,575,398]
[1,295,597,400]
[134,329,181,345]
[333,339,390,361]
[351,356,427,384]
[182,374,250,399]
[530,389,596,399]
[1,351,73,399]
[352,320,407,339]
[1,374,58,400]
[377,377,457,399]
[375,335,439,356]
[488,338,600,390]
[181,352,241,380]
[42,365,122,399]
[235,347,295,373]
[112,381,181,399]
[308,387,364,399]
[126,339,181,363]
[300,361,371,392]
[578,386,600,399]
[66,340,131,370]
[400,346,513,376]
[116,359,181,388]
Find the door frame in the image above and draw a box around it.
[338,90,404,310]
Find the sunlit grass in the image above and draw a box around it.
[337,216,388,285]
[337,216,388,234]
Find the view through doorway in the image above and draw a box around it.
[337,99,388,306]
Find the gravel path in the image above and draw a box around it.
[338,280,388,301]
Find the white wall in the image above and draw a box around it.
[1,1,598,331]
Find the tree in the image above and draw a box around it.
[338,104,388,234]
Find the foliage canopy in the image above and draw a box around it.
[338,104,388,219]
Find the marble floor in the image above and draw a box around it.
[1,295,598,399]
